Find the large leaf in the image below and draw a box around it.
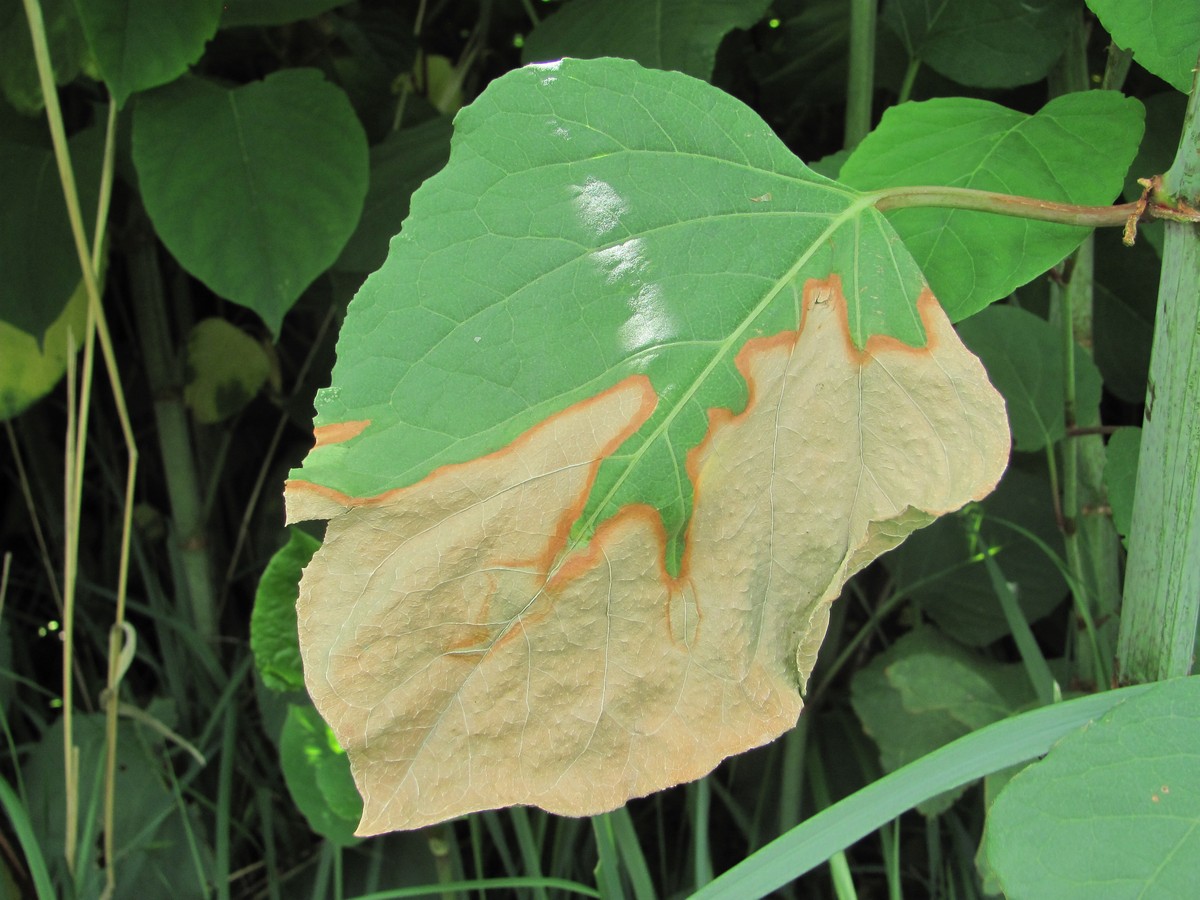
[882,0,1075,88]
[521,0,771,80]
[285,58,1009,834]
[132,69,368,336]
[983,676,1200,899]
[72,0,220,106]
[1087,0,1200,94]
[840,92,1144,320]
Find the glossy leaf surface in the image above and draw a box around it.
[286,58,1010,833]
[840,92,1144,320]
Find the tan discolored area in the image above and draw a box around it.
[285,277,1010,834]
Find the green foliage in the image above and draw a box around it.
[1,0,1196,896]
[132,70,369,336]
[983,676,1200,898]
[840,92,1145,319]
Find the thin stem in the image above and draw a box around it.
[844,0,876,150]
[897,57,920,104]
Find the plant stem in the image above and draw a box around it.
[844,0,876,150]
[1116,58,1200,683]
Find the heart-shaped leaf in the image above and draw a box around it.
[132,69,368,336]
[286,58,1009,834]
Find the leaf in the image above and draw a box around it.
[983,676,1200,899]
[1104,427,1141,545]
[840,92,1145,320]
[1087,0,1200,93]
[251,527,320,693]
[1093,230,1158,402]
[279,703,362,846]
[957,305,1102,452]
[335,116,453,273]
[851,627,1035,815]
[521,0,771,80]
[0,276,86,420]
[183,318,271,423]
[220,0,349,28]
[882,0,1076,88]
[0,0,87,114]
[0,125,103,338]
[883,465,1067,647]
[132,69,368,336]
[72,0,221,106]
[285,57,1009,834]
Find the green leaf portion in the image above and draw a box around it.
[0,0,86,114]
[292,57,931,571]
[72,0,220,106]
[279,702,361,847]
[840,92,1145,320]
[1104,426,1141,546]
[984,676,1200,899]
[251,528,320,693]
[25,712,213,897]
[851,627,1036,816]
[521,0,771,80]
[1087,0,1200,93]
[0,277,86,420]
[1094,230,1158,402]
[883,466,1067,647]
[0,125,103,338]
[220,0,349,28]
[335,116,453,273]
[957,305,1102,452]
[183,318,271,423]
[132,70,368,336]
[883,0,1075,88]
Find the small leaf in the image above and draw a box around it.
[522,0,771,80]
[132,70,368,336]
[840,92,1145,319]
[1104,427,1141,545]
[183,318,271,423]
[1087,0,1200,93]
[72,0,221,106]
[286,58,1010,833]
[883,0,1076,88]
[851,627,1035,815]
[251,528,320,693]
[0,277,87,421]
[984,676,1200,899]
[279,703,361,846]
[957,305,1103,452]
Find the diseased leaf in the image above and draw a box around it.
[983,676,1200,899]
[840,92,1145,319]
[522,0,771,80]
[286,58,1009,834]
[183,318,271,423]
[0,277,86,421]
[882,0,1075,88]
